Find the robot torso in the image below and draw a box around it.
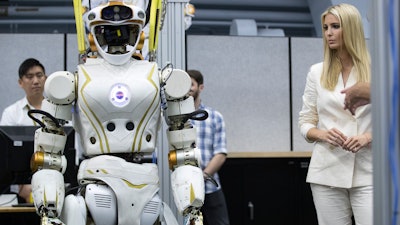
[74,58,161,156]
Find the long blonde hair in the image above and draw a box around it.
[320,3,371,91]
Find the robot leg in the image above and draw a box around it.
[84,183,174,225]
[61,184,117,225]
[67,182,175,225]
[60,195,86,225]
[85,184,117,225]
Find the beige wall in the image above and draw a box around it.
[187,35,324,152]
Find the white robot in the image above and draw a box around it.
[28,1,207,224]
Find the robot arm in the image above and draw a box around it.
[28,71,76,223]
[160,65,207,223]
[29,71,76,173]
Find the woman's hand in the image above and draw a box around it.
[342,133,371,153]
[320,128,347,147]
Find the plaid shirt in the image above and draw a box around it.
[191,103,227,194]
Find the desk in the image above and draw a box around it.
[228,151,312,158]
[0,206,36,213]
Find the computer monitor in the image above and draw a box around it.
[0,126,77,194]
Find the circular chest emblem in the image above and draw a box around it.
[110,83,130,107]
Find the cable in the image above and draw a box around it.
[388,0,399,224]
[27,109,61,128]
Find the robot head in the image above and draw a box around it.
[84,1,146,65]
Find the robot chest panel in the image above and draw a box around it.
[77,64,160,120]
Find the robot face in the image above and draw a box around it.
[85,2,146,65]
[94,24,140,54]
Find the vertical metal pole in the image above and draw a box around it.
[372,0,399,224]
[156,0,189,223]
[157,0,188,69]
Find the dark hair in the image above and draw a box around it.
[18,58,45,79]
[187,69,203,85]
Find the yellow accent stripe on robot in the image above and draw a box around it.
[190,183,195,203]
[79,66,110,153]
[85,169,108,174]
[41,189,57,208]
[44,189,47,205]
[73,0,86,54]
[137,66,161,150]
[132,64,160,152]
[123,179,147,189]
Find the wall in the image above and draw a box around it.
[0,33,86,116]
[290,37,324,151]
[0,34,65,113]
[187,35,291,151]
[186,35,323,152]
[0,34,323,152]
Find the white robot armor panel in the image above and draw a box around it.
[74,58,161,156]
[78,155,159,225]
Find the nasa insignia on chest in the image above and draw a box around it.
[109,83,131,107]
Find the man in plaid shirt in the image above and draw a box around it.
[188,70,229,225]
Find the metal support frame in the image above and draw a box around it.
[157,0,188,69]
[156,0,189,223]
[372,0,399,224]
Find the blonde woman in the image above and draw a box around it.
[298,4,372,225]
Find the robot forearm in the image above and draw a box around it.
[167,128,204,217]
[31,169,65,222]
[167,118,205,216]
[29,127,70,222]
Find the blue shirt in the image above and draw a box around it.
[191,103,227,194]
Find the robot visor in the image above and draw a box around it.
[101,5,133,21]
[94,24,141,54]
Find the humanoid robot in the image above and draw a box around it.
[28,0,206,224]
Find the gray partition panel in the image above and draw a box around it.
[187,35,290,152]
[66,34,80,73]
[0,34,64,114]
[291,37,323,151]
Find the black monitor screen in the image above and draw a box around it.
[0,126,76,193]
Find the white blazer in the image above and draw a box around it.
[299,62,372,188]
